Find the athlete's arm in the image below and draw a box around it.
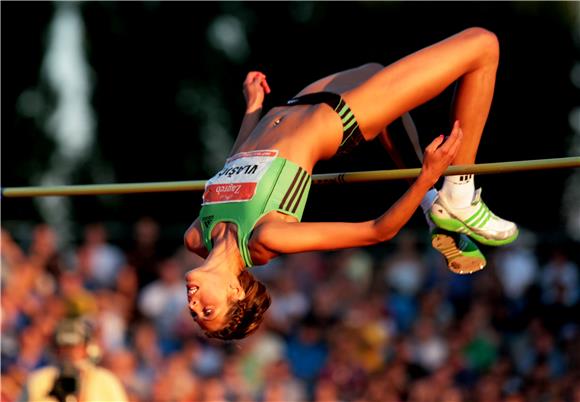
[255,122,463,254]
[230,71,271,155]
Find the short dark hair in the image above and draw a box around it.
[204,270,271,340]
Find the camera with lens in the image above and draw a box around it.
[47,319,91,402]
[48,361,80,402]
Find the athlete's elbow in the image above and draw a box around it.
[183,227,199,253]
[379,230,397,243]
[250,224,270,249]
[183,231,209,258]
[372,224,398,243]
[184,236,196,253]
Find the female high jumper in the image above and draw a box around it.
[183,28,518,340]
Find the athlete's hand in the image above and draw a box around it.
[420,120,463,186]
[243,71,271,113]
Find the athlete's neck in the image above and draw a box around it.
[201,223,245,276]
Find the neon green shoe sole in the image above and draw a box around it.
[430,212,519,246]
[431,229,486,275]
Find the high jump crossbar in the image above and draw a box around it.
[2,157,579,198]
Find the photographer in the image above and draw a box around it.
[19,318,128,402]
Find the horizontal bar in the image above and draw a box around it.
[315,156,580,185]
[2,157,579,198]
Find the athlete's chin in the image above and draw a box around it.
[184,267,202,283]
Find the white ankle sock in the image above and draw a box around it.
[440,174,475,209]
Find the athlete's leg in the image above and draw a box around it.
[295,63,384,98]
[301,61,488,272]
[381,116,486,274]
[343,27,498,165]
[346,28,516,246]
[378,113,423,171]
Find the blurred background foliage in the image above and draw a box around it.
[2,1,579,248]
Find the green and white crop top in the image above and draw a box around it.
[198,150,311,267]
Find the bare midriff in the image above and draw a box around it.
[236,103,344,172]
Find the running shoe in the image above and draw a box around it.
[429,188,519,246]
[431,228,486,274]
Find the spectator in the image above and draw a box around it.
[150,351,198,402]
[382,231,427,332]
[2,224,579,402]
[233,326,286,394]
[383,230,427,298]
[343,294,393,374]
[220,356,254,401]
[19,318,128,402]
[130,320,163,386]
[259,359,307,402]
[104,348,150,401]
[459,303,499,374]
[195,376,225,402]
[126,217,163,290]
[77,223,125,290]
[515,324,566,379]
[137,258,188,353]
[94,289,128,352]
[493,229,539,302]
[58,271,98,318]
[287,318,329,395]
[182,338,224,378]
[313,378,345,402]
[28,224,66,279]
[409,317,449,373]
[540,248,579,307]
[319,327,367,401]
[268,269,310,334]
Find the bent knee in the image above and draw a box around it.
[462,27,500,66]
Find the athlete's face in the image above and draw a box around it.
[184,268,243,332]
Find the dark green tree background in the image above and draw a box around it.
[2,2,579,247]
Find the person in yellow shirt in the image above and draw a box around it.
[19,318,128,402]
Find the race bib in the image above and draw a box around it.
[202,150,279,204]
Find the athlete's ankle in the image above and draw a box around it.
[440,174,475,209]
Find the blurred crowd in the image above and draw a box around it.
[2,218,580,402]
